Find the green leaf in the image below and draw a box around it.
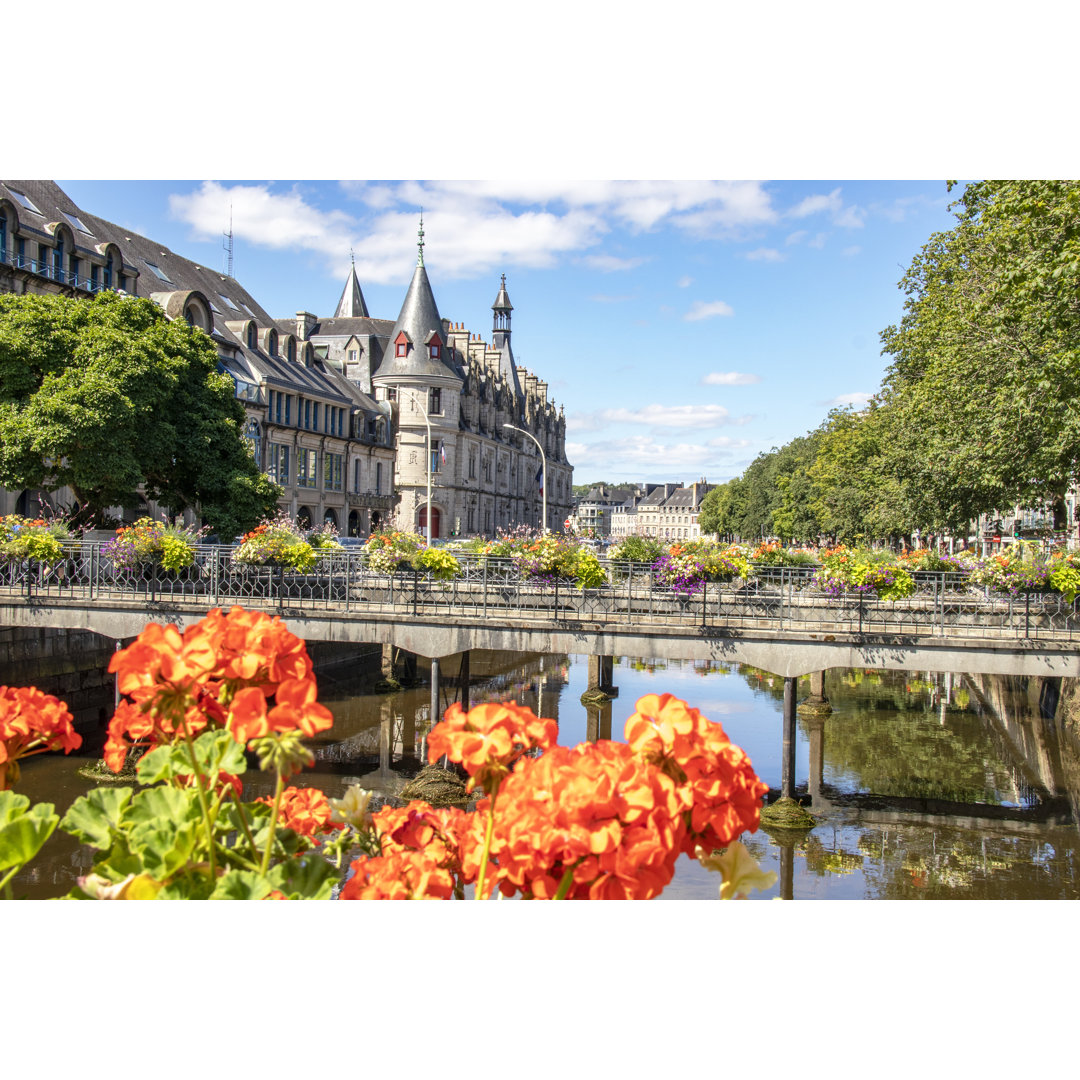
[266,854,338,900]
[61,787,133,848]
[136,728,246,787]
[0,792,59,872]
[210,870,276,900]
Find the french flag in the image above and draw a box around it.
[536,464,543,495]
[440,444,446,465]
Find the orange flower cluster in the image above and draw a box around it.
[0,684,82,790]
[104,606,332,772]
[341,802,483,899]
[343,695,768,901]
[259,786,342,839]
[427,701,557,794]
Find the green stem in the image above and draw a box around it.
[475,792,497,899]
[0,865,21,898]
[180,725,217,881]
[260,772,285,877]
[226,783,260,863]
[553,866,576,900]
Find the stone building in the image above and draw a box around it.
[607,482,714,541]
[571,484,639,537]
[318,230,573,539]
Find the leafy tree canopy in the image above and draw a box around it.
[0,291,282,537]
[879,180,1080,531]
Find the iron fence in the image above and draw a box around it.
[2,542,1079,643]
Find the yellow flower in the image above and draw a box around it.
[696,841,777,900]
[329,785,375,830]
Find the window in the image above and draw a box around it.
[325,452,343,491]
[246,324,256,349]
[52,242,62,280]
[0,210,7,262]
[284,395,291,425]
[396,341,407,357]
[70,255,79,285]
[38,243,50,276]
[218,293,238,310]
[388,387,397,402]
[244,418,262,469]
[297,448,318,488]
[90,263,98,290]
[429,388,442,415]
[431,441,443,474]
[469,451,476,479]
[267,444,290,485]
[304,399,311,430]
[348,349,358,365]
[104,253,114,289]
[353,459,362,493]
[312,403,320,431]
[146,262,173,284]
[118,273,128,293]
[8,189,41,215]
[287,338,295,362]
[429,342,441,360]
[268,330,278,356]
[375,462,383,495]
[61,210,92,235]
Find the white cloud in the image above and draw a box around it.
[743,247,785,262]
[684,299,735,321]
[570,404,742,431]
[788,187,843,219]
[823,391,873,408]
[582,254,647,272]
[842,245,862,257]
[808,233,827,249]
[677,275,693,288]
[702,372,761,386]
[565,435,736,474]
[785,230,808,245]
[834,205,866,228]
[707,435,753,448]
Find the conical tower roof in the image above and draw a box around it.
[334,264,369,318]
[372,262,461,383]
[492,273,513,312]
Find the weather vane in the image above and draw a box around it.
[418,209,425,267]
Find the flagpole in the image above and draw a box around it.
[412,389,433,542]
[503,423,547,533]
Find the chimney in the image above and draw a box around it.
[296,311,317,341]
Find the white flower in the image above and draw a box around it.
[697,841,778,900]
[328,785,374,830]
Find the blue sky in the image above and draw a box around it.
[53,178,958,487]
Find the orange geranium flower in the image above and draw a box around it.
[260,786,341,838]
[0,684,82,790]
[104,606,331,772]
[427,701,557,794]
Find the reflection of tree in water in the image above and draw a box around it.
[854,824,1079,899]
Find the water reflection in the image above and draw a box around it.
[11,648,1080,899]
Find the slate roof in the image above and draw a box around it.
[372,263,463,383]
[334,265,370,318]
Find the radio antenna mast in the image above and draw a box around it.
[222,203,234,278]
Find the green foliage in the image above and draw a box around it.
[607,534,664,564]
[0,514,70,565]
[233,512,318,571]
[880,181,1080,532]
[417,546,462,581]
[0,791,60,896]
[0,291,281,535]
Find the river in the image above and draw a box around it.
[10,647,1080,899]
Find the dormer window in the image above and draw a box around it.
[395,331,410,357]
[268,329,278,356]
[287,339,296,363]
[246,324,256,349]
[396,342,407,357]
[429,343,440,359]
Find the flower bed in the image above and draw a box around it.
[475,527,606,589]
[651,541,752,596]
[363,529,461,580]
[810,545,915,601]
[0,514,70,566]
[102,516,207,573]
[232,512,338,572]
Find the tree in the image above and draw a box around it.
[0,291,282,537]
[698,479,748,540]
[879,181,1080,532]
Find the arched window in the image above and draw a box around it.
[287,338,296,362]
[104,252,114,289]
[247,324,256,349]
[268,329,278,356]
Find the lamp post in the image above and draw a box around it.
[411,390,433,543]
[503,423,546,533]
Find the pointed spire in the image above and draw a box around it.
[334,263,369,318]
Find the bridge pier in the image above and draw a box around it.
[798,669,832,717]
[585,699,613,743]
[806,714,827,807]
[430,656,441,727]
[581,654,618,706]
[458,650,470,712]
[377,644,419,692]
[782,676,797,799]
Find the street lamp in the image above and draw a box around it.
[503,423,546,533]
[411,390,433,543]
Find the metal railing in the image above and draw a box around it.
[2,542,1079,643]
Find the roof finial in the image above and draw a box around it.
[417,210,425,267]
[350,247,355,268]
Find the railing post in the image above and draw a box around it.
[483,558,488,620]
[779,568,785,630]
[1025,590,1030,639]
[701,580,707,628]
[413,568,418,616]
[344,551,351,613]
